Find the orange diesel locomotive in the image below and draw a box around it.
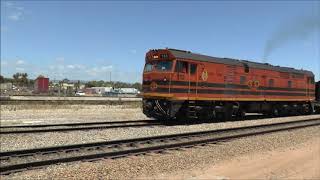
[142,48,317,120]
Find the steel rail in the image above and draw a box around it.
[0,119,155,128]
[0,114,293,134]
[1,118,319,175]
[0,120,161,134]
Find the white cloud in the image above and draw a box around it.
[66,64,86,69]
[16,60,25,65]
[86,68,98,76]
[57,65,65,70]
[75,64,86,69]
[67,65,75,69]
[55,57,65,63]
[5,2,26,21]
[48,64,64,70]
[15,67,25,71]
[0,56,141,82]
[85,65,113,77]
[16,7,24,11]
[101,65,113,71]
[1,61,8,66]
[5,2,14,7]
[8,11,23,21]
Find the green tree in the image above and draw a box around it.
[132,82,142,91]
[74,80,80,91]
[0,75,4,83]
[85,81,96,88]
[28,79,35,87]
[13,73,20,85]
[13,73,28,87]
[21,73,28,86]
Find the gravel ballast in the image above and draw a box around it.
[1,114,320,152]
[0,105,147,126]
[1,124,319,179]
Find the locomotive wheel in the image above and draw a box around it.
[224,103,233,121]
[198,110,214,122]
[297,105,305,115]
[305,104,313,115]
[215,112,225,121]
[174,112,190,124]
[216,109,232,121]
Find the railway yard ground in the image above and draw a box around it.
[0,102,320,179]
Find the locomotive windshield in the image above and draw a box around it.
[144,63,153,72]
[144,61,173,72]
[155,61,173,71]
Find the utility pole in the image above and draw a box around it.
[110,71,112,83]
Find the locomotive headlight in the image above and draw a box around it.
[164,78,167,81]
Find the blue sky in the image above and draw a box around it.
[1,1,319,82]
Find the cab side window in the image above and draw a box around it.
[175,61,188,73]
[190,64,197,74]
[240,76,246,85]
[243,63,249,73]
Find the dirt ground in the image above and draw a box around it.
[154,137,320,180]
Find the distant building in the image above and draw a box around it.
[79,84,85,90]
[84,88,95,95]
[119,88,140,94]
[0,83,13,90]
[61,83,74,90]
[34,76,49,93]
[90,87,113,94]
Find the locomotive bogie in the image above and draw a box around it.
[142,98,315,121]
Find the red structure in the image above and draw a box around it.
[142,48,318,120]
[34,76,49,93]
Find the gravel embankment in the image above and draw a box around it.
[0,105,147,126]
[1,124,319,179]
[1,114,319,152]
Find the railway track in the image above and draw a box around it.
[0,114,267,134]
[1,117,319,175]
[0,120,161,134]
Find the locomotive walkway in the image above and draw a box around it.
[1,117,319,175]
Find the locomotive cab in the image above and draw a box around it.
[142,50,176,119]
[143,50,175,95]
[142,49,201,119]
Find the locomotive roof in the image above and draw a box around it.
[167,49,314,76]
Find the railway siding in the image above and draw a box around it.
[0,120,161,134]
